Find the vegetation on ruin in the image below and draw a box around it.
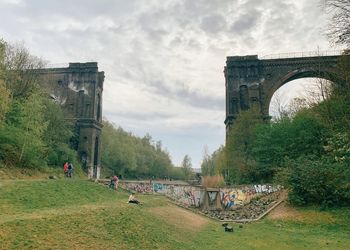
[0,179,349,249]
[0,40,79,171]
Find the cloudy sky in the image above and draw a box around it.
[0,0,336,167]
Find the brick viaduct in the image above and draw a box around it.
[224,52,349,137]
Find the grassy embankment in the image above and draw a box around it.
[0,179,349,249]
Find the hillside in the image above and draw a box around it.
[0,179,349,249]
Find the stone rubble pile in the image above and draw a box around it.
[203,191,281,221]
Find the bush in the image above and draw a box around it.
[288,157,350,207]
[273,166,292,188]
[202,175,225,188]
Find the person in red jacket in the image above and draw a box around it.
[63,162,68,177]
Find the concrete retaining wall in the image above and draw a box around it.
[119,180,281,209]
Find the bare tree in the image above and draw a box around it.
[304,78,333,105]
[287,97,309,117]
[1,40,45,98]
[270,92,289,121]
[325,0,350,48]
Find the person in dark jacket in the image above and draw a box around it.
[67,162,74,178]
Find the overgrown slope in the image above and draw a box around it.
[0,180,349,249]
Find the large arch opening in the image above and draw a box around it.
[269,77,333,120]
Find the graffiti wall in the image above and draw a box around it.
[221,184,281,209]
[153,183,166,194]
[119,181,280,209]
[221,189,251,209]
[119,181,203,207]
[164,185,203,207]
[119,182,153,193]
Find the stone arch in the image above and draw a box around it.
[224,53,349,137]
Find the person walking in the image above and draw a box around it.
[63,162,68,177]
[67,162,74,178]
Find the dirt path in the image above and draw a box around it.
[267,201,301,220]
[148,204,209,232]
[266,192,296,220]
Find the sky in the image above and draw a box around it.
[0,0,337,167]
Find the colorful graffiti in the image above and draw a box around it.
[118,181,280,209]
[221,189,247,209]
[208,191,218,205]
[220,184,281,209]
[153,183,166,193]
[254,184,279,193]
[165,186,202,207]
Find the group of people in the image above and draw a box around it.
[63,162,74,178]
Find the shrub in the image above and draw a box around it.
[288,157,350,207]
[202,175,225,188]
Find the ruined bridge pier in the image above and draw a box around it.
[36,62,104,179]
[224,53,346,137]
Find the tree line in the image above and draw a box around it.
[101,120,190,180]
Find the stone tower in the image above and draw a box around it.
[36,62,104,179]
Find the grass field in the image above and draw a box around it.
[0,179,349,249]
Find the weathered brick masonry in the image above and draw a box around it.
[36,62,104,179]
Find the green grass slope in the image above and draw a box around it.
[0,179,349,249]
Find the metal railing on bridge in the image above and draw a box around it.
[260,50,344,60]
